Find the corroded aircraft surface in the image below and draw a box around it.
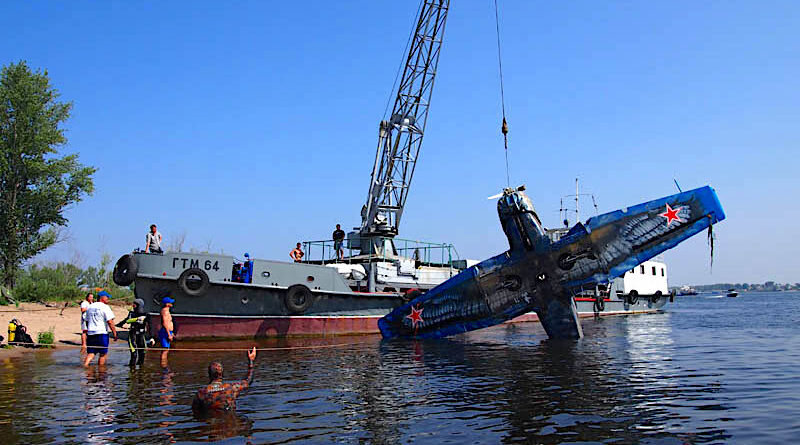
[378,185,725,340]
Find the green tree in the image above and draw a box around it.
[0,61,95,287]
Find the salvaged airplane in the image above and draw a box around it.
[378,185,725,340]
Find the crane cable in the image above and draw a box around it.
[493,0,510,187]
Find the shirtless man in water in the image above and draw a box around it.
[192,347,257,416]
[159,296,175,366]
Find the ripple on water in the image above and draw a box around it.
[1,293,800,443]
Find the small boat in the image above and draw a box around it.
[727,289,738,298]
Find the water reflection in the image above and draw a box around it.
[82,366,116,444]
[4,297,800,443]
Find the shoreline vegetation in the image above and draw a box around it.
[0,258,134,306]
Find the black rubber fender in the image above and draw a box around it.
[627,290,639,305]
[178,268,210,297]
[650,291,662,304]
[113,254,138,286]
[285,285,314,314]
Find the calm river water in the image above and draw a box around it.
[1,291,798,444]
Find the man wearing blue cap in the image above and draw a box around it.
[82,291,117,367]
[159,296,175,366]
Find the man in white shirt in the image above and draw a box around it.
[80,292,94,349]
[145,224,163,254]
[82,291,118,366]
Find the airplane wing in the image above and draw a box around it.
[378,252,536,340]
[553,185,726,289]
[378,185,725,340]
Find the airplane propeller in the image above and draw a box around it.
[487,184,526,200]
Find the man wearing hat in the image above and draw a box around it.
[82,291,117,366]
[159,296,175,366]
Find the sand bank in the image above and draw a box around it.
[0,301,132,357]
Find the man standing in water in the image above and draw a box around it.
[192,347,257,416]
[83,291,117,366]
[159,296,175,367]
[80,291,94,349]
[116,298,152,367]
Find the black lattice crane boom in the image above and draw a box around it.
[357,0,450,255]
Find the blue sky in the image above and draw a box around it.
[2,1,798,285]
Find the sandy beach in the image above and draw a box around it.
[0,301,132,358]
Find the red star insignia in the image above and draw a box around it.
[406,305,424,328]
[659,203,685,227]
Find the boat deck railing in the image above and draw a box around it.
[301,237,459,267]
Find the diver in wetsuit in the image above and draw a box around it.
[192,347,257,417]
[116,299,153,367]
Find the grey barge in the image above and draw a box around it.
[112,244,669,339]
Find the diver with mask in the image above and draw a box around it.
[116,299,154,367]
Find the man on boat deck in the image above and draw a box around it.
[290,243,304,263]
[192,347,257,416]
[332,224,346,261]
[145,224,163,254]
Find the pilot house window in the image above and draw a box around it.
[651,266,656,276]
[661,268,665,277]
[640,265,645,274]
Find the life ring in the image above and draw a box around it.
[285,285,314,314]
[113,254,138,286]
[627,290,639,305]
[650,291,662,304]
[178,268,210,297]
[593,297,605,312]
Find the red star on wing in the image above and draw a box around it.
[659,203,685,227]
[406,305,424,328]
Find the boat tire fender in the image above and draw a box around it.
[285,285,314,314]
[627,290,639,305]
[178,268,210,297]
[650,291,662,304]
[594,297,605,312]
[113,254,138,286]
